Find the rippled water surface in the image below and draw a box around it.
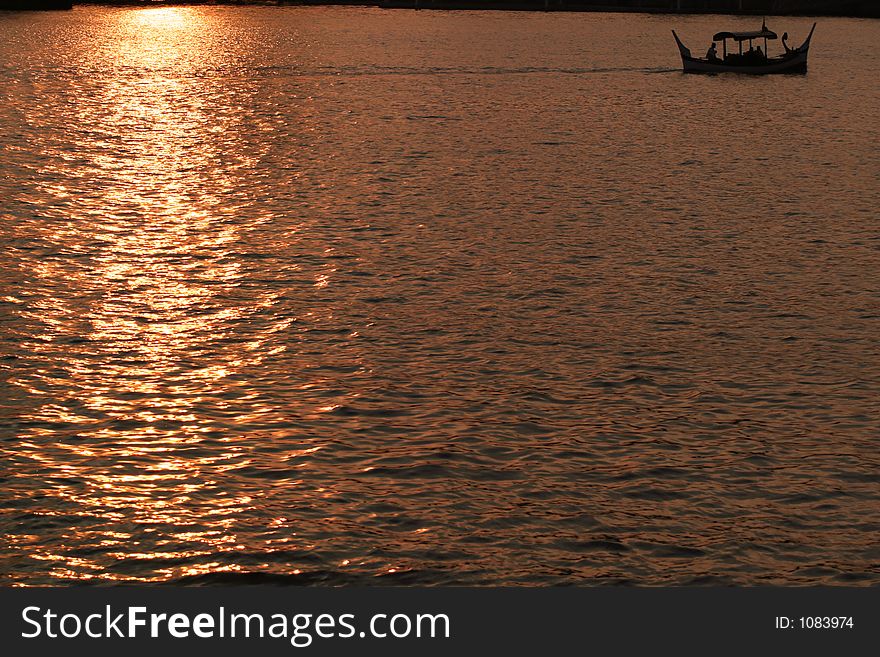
[1,6,879,585]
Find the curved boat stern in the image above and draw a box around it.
[799,23,818,53]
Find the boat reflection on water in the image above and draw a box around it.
[672,21,817,74]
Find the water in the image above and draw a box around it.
[1,6,878,586]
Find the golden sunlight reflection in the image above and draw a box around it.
[2,8,351,583]
[3,6,879,589]
[131,7,191,31]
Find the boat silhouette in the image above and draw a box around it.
[672,21,816,74]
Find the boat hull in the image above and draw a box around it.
[681,51,808,75]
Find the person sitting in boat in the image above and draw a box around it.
[705,42,721,63]
[756,45,765,60]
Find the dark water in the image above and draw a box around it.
[1,7,878,585]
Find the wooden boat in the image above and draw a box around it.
[672,21,816,75]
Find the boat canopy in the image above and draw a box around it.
[713,28,778,42]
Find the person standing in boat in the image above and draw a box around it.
[706,42,720,63]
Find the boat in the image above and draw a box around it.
[672,21,816,75]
